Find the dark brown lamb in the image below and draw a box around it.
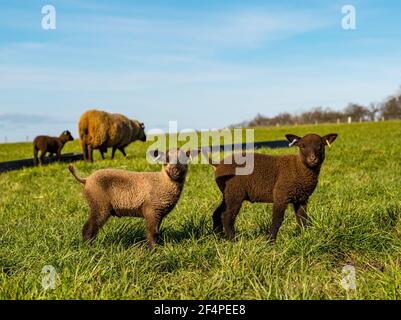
[33,130,74,166]
[68,148,200,246]
[210,133,338,242]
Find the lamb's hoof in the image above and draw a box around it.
[225,233,237,242]
[82,237,95,245]
[147,242,157,249]
[213,225,224,235]
[266,236,276,244]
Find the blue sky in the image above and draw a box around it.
[0,0,400,141]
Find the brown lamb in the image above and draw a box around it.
[33,130,74,166]
[68,148,200,246]
[210,133,338,242]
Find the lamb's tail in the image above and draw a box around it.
[68,165,86,185]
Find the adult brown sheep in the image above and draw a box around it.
[79,109,146,162]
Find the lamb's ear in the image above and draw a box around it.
[186,149,201,159]
[148,149,165,161]
[323,134,338,146]
[286,134,301,147]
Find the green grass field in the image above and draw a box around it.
[1,121,401,299]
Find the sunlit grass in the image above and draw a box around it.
[1,121,401,299]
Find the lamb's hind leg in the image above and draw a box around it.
[39,151,46,166]
[82,201,111,242]
[33,147,39,166]
[212,200,226,233]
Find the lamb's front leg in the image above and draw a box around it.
[144,213,162,247]
[293,201,310,228]
[268,202,288,242]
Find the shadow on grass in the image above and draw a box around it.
[97,215,214,248]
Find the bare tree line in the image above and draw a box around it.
[232,87,401,128]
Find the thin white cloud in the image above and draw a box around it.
[0,113,68,124]
[0,62,267,91]
[58,8,333,51]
